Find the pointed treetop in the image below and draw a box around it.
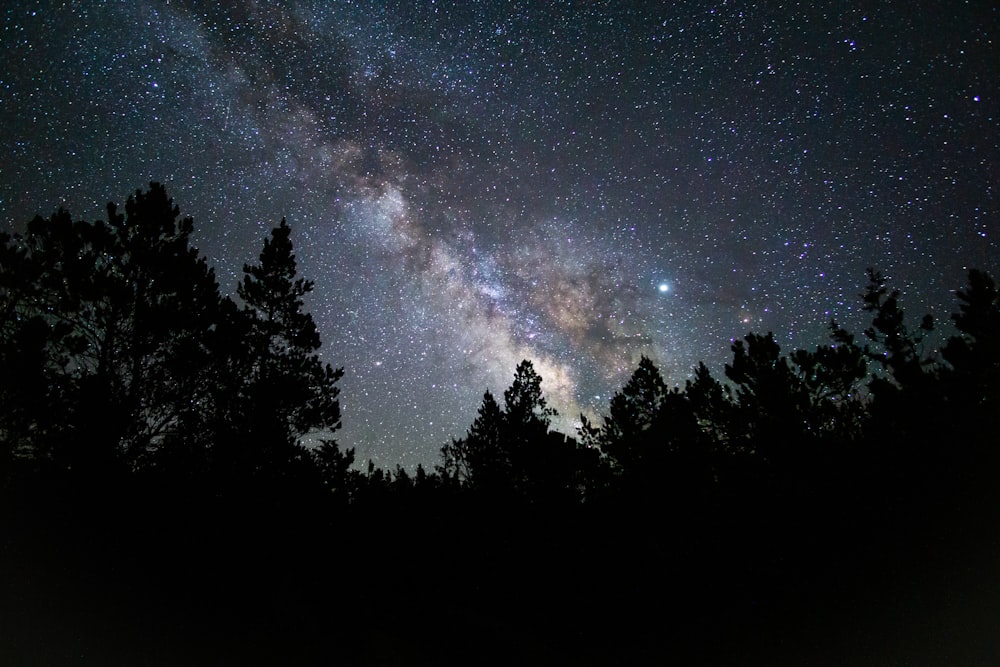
[504,359,557,429]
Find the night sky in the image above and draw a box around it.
[1,1,996,469]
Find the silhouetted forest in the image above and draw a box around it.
[2,184,998,664]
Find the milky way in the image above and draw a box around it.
[2,1,996,468]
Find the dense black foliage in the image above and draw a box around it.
[0,186,346,486]
[2,185,998,664]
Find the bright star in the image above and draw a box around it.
[658,283,670,293]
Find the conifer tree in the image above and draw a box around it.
[231,219,344,478]
[0,184,223,472]
[941,269,1000,443]
[725,332,811,462]
[600,355,668,470]
[439,390,507,491]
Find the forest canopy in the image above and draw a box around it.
[1,183,998,502]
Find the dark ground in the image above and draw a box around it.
[2,473,998,666]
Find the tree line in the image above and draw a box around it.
[1,183,997,511]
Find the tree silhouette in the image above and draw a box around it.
[684,361,734,454]
[861,268,936,393]
[439,389,508,492]
[0,185,224,475]
[599,355,669,471]
[107,185,225,469]
[0,185,350,492]
[724,332,813,462]
[0,228,68,468]
[941,269,1000,444]
[500,359,600,502]
[218,218,345,484]
[583,356,719,503]
[313,438,360,502]
[503,359,557,429]
[789,323,869,444]
[440,360,599,502]
[856,268,950,487]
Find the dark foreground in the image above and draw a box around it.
[3,470,998,666]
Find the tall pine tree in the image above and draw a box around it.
[229,219,344,481]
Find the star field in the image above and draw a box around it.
[1,1,996,468]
